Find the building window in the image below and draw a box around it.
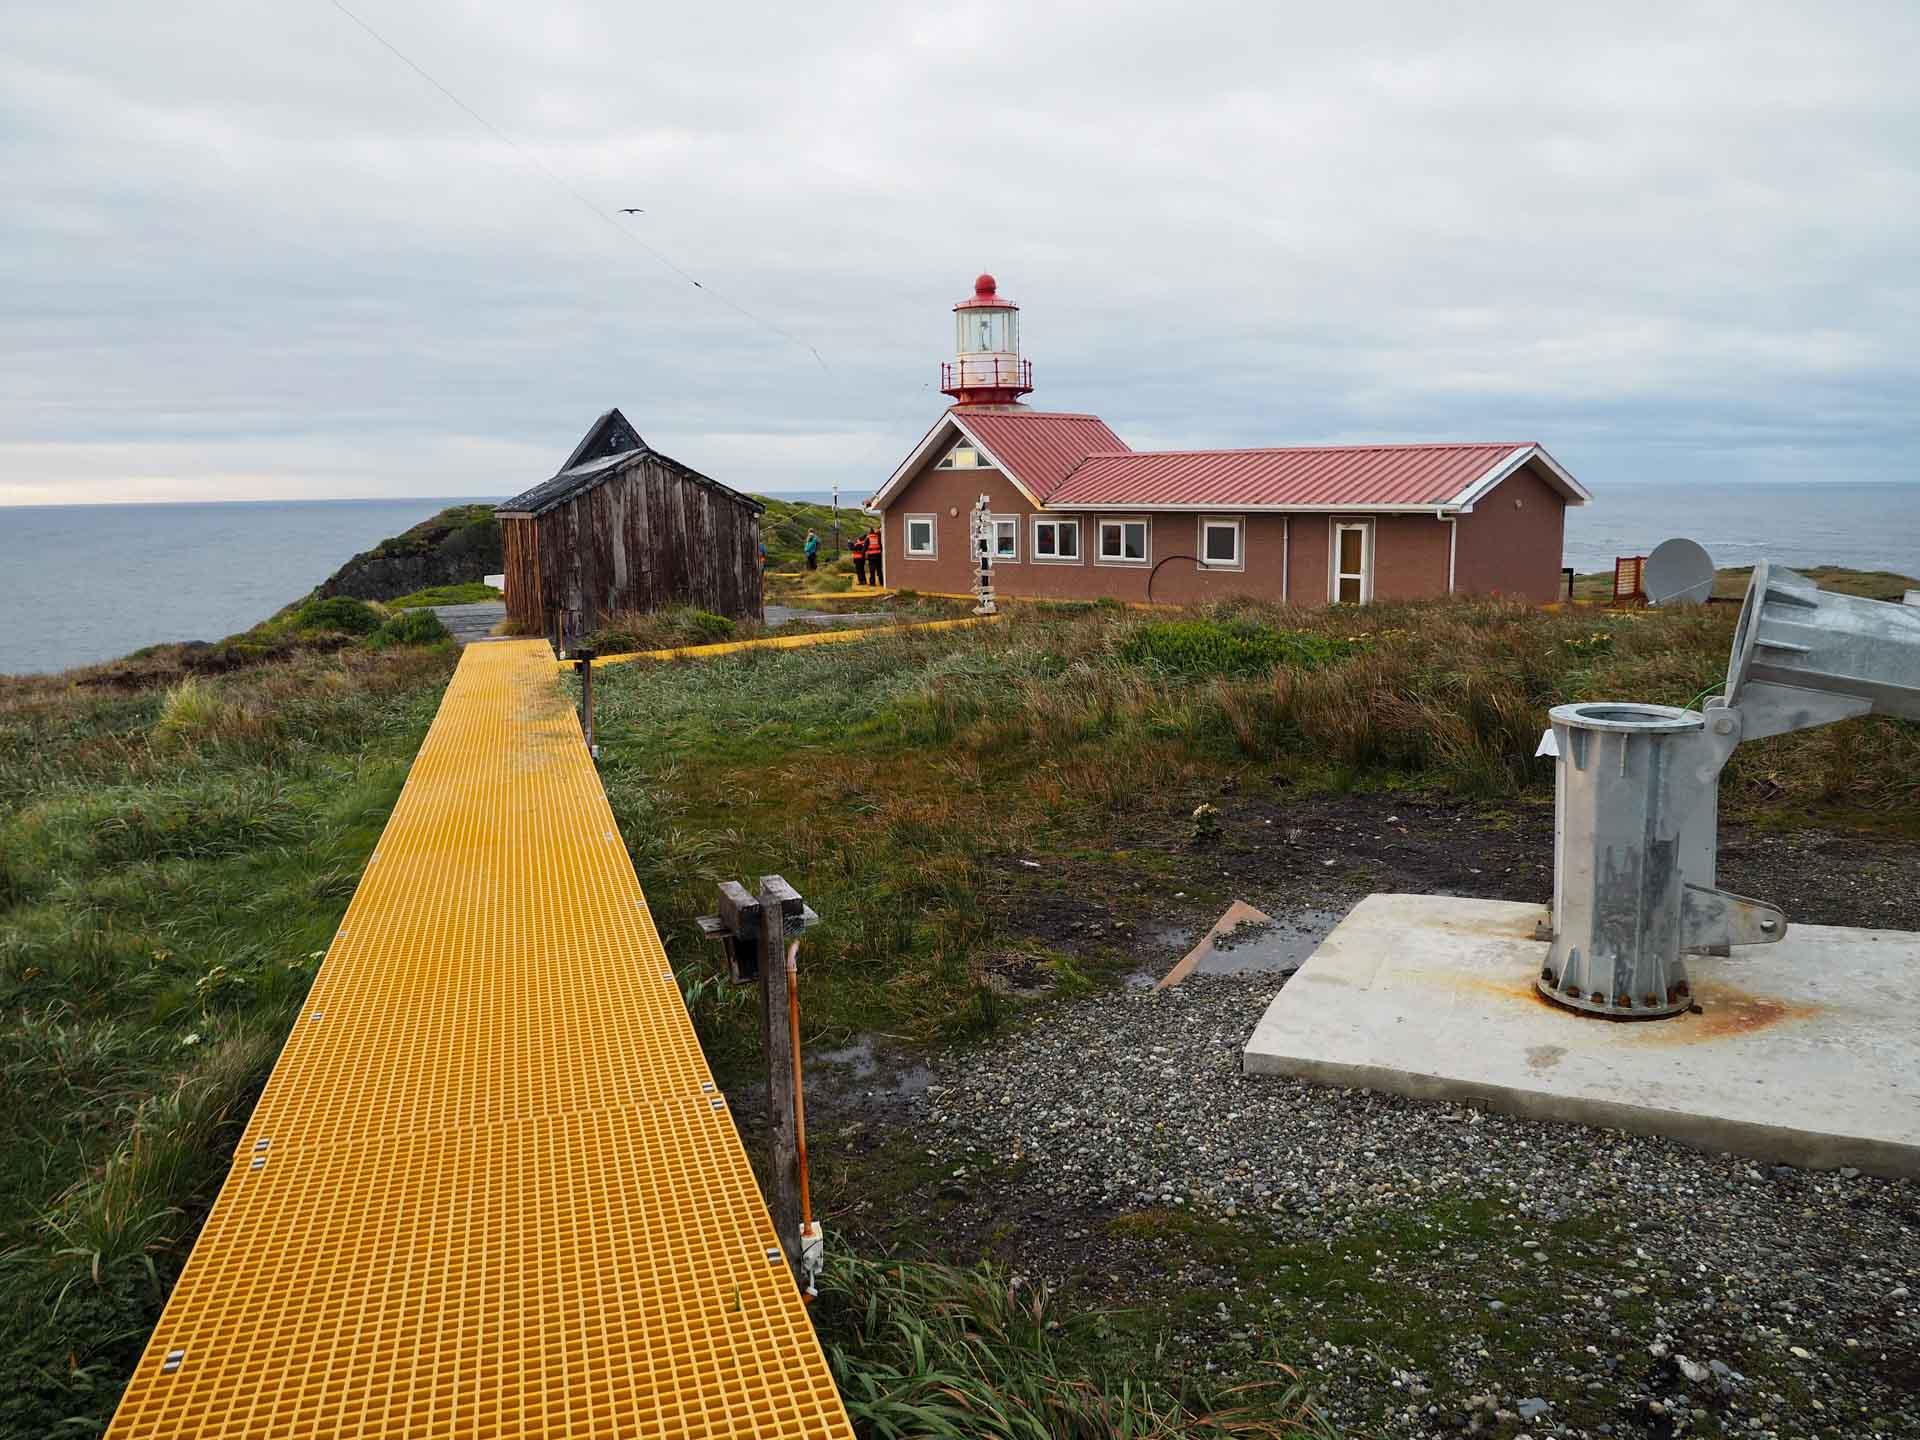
[1199,516,1244,570]
[1031,516,1081,562]
[937,442,984,469]
[1097,517,1150,565]
[904,514,936,558]
[988,515,1019,561]
[1332,521,1372,604]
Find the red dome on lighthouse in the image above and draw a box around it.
[954,272,1018,311]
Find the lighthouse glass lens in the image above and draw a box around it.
[960,310,1010,353]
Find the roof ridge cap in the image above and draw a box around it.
[1093,439,1530,460]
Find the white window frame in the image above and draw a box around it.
[1197,515,1245,571]
[988,514,1020,562]
[1095,516,1152,567]
[1030,515,1082,564]
[1330,520,1374,604]
[903,513,937,558]
[936,441,986,469]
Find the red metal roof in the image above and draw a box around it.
[953,408,1131,501]
[1044,442,1530,509]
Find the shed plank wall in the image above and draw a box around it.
[502,516,543,629]
[504,456,762,634]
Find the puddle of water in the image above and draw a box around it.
[806,1033,932,1097]
[1132,907,1349,987]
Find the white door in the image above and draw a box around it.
[1333,522,1372,604]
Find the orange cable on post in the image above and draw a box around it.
[785,938,819,1299]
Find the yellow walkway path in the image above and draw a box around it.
[109,640,853,1439]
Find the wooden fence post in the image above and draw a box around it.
[574,647,596,756]
[757,875,803,1284]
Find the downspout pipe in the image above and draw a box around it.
[1282,515,1291,604]
[1436,508,1458,594]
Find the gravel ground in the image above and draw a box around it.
[911,973,1920,1439]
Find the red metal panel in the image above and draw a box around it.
[1045,443,1526,509]
[953,410,1130,500]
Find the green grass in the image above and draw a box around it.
[586,592,1918,1067]
[818,1253,1337,1438]
[0,646,455,1434]
[384,582,502,608]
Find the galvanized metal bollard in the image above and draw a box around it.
[1540,702,1762,1018]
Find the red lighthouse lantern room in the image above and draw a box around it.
[939,273,1034,405]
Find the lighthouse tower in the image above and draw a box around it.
[939,273,1034,406]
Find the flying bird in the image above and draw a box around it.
[619,207,644,214]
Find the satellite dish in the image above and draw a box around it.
[1644,537,1715,606]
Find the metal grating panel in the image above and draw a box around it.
[108,641,852,1438]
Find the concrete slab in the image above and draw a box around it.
[1243,893,1920,1177]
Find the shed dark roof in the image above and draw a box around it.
[495,410,764,519]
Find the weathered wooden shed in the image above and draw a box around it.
[496,408,764,640]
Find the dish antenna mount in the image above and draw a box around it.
[1644,537,1715,606]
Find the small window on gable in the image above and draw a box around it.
[937,442,983,469]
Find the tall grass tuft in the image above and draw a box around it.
[149,678,277,753]
[818,1254,1338,1438]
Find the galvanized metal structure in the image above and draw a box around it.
[1542,562,1920,1019]
[107,641,852,1438]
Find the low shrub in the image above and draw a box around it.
[384,582,500,609]
[365,609,451,651]
[1120,619,1352,677]
[678,610,737,644]
[290,596,381,636]
[590,608,741,654]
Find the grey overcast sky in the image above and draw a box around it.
[4,1,1916,505]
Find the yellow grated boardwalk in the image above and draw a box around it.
[108,640,854,1440]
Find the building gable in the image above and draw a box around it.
[561,407,646,471]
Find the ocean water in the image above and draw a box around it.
[0,498,492,676]
[2,483,1915,676]
[1561,481,1920,576]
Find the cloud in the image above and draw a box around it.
[3,0,1916,505]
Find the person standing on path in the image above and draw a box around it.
[804,529,820,571]
[850,532,867,586]
[864,525,883,586]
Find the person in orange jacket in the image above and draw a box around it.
[864,526,883,586]
[850,532,868,586]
